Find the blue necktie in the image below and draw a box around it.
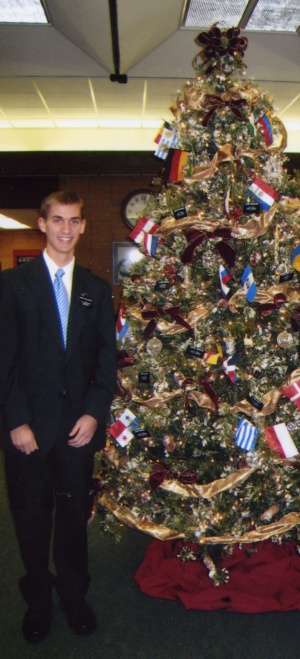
[53,268,69,347]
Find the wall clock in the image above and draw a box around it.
[121,189,152,229]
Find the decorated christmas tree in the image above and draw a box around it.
[96,25,300,584]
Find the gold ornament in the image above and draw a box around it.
[146,337,163,355]
[277,331,293,348]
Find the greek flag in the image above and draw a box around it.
[235,417,258,451]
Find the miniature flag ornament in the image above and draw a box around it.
[256,114,273,146]
[246,177,277,211]
[291,245,300,271]
[129,216,159,244]
[116,305,129,341]
[205,343,223,365]
[108,408,141,447]
[235,418,258,451]
[154,121,180,160]
[219,264,232,297]
[143,232,159,257]
[163,148,189,182]
[282,379,300,408]
[222,354,238,383]
[264,423,298,459]
[241,265,257,303]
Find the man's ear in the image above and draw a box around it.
[38,216,46,233]
[80,219,86,234]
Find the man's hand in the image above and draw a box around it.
[10,424,38,454]
[68,414,98,447]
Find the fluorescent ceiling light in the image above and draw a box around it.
[182,0,300,32]
[183,0,249,29]
[0,0,48,24]
[0,214,31,229]
[246,0,300,32]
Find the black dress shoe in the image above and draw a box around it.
[22,606,52,644]
[61,599,97,636]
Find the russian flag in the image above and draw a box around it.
[143,232,159,257]
[246,177,278,211]
[219,264,232,297]
[129,216,159,244]
[116,305,129,341]
[235,418,258,451]
[264,423,298,459]
[241,265,257,303]
[257,114,273,147]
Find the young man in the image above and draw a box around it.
[0,191,117,643]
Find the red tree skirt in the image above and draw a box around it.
[135,539,300,612]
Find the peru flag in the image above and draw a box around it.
[129,216,159,244]
[264,423,298,459]
[282,379,300,408]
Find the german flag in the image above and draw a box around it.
[163,148,189,182]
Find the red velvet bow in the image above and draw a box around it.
[149,460,198,491]
[202,94,247,127]
[196,25,248,63]
[181,227,235,268]
[258,294,286,317]
[181,375,219,413]
[291,307,300,331]
[141,303,194,338]
[117,349,134,369]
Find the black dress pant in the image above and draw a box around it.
[4,417,96,607]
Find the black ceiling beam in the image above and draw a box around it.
[109,0,128,83]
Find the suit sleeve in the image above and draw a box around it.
[0,271,31,428]
[82,279,117,425]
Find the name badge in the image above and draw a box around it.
[139,372,151,383]
[186,345,205,358]
[79,295,93,309]
[247,394,264,411]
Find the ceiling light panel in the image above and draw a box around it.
[183,0,249,28]
[246,0,300,32]
[0,0,48,23]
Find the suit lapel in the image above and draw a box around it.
[27,254,66,351]
[65,264,90,359]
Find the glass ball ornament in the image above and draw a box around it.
[277,331,293,348]
[146,337,163,355]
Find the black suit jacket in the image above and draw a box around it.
[0,254,117,454]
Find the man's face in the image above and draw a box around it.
[38,202,86,263]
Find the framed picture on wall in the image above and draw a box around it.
[112,242,143,285]
[13,249,41,267]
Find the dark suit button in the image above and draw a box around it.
[59,389,67,399]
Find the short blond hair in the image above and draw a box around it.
[40,191,85,219]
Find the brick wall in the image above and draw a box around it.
[0,162,158,309]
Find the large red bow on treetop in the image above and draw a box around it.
[196,25,248,62]
[149,460,198,491]
[181,227,236,268]
[141,303,194,338]
[202,94,247,127]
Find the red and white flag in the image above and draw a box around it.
[282,379,300,408]
[264,423,298,459]
[108,409,140,447]
[129,216,159,244]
